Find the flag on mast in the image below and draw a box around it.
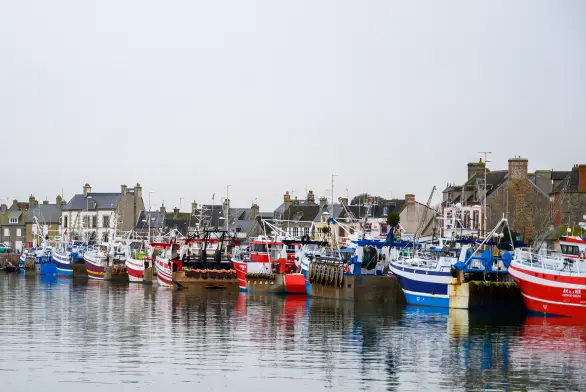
[212,192,215,201]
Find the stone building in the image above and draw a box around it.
[61,183,145,243]
[0,198,31,252]
[485,158,549,241]
[552,164,586,227]
[25,197,63,244]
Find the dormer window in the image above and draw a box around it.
[8,217,18,224]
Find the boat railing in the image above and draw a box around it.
[514,248,568,271]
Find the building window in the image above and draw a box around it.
[16,229,21,237]
[8,217,18,224]
[102,216,110,228]
[83,216,89,228]
[64,216,68,229]
[380,224,389,235]
[91,216,97,229]
[3,228,9,237]
[363,223,372,233]
[383,207,388,216]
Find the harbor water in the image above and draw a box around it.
[1,274,585,391]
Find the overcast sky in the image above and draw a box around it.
[1,1,585,211]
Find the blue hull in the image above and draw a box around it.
[391,262,452,308]
[40,263,57,276]
[404,292,449,307]
[302,269,311,295]
[55,260,73,277]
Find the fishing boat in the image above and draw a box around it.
[232,235,305,294]
[153,241,182,287]
[390,217,513,308]
[558,234,586,260]
[126,249,151,283]
[3,261,17,273]
[84,245,110,280]
[509,247,586,318]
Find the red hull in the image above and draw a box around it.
[284,274,306,294]
[232,259,247,291]
[509,263,586,318]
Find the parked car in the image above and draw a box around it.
[0,243,12,253]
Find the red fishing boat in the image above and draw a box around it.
[232,236,305,294]
[153,242,182,287]
[125,249,152,283]
[509,248,586,318]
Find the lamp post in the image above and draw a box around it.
[226,184,232,232]
[331,174,338,217]
[85,195,93,242]
[148,190,155,243]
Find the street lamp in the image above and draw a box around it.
[478,152,492,236]
[148,190,155,243]
[86,195,92,241]
[331,173,338,217]
[226,184,232,232]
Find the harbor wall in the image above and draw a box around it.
[310,275,405,303]
[449,275,524,310]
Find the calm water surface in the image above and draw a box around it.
[1,274,585,391]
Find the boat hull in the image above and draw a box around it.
[126,257,145,283]
[389,262,452,307]
[53,252,73,277]
[84,257,106,280]
[509,262,586,318]
[232,259,247,291]
[155,257,173,287]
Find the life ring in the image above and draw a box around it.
[580,250,585,260]
[344,264,351,273]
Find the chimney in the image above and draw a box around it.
[0,204,6,214]
[29,195,37,206]
[191,201,198,215]
[173,207,179,218]
[83,183,91,197]
[43,200,49,205]
[467,159,486,179]
[405,194,416,205]
[319,197,327,208]
[508,157,528,181]
[121,184,128,195]
[250,202,260,219]
[578,164,586,193]
[12,199,18,209]
[134,183,142,199]
[160,203,166,214]
[307,190,316,204]
[534,170,552,195]
[56,195,62,208]
[283,191,291,203]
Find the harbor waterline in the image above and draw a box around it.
[1,274,585,391]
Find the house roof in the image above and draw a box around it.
[136,210,165,229]
[340,200,406,220]
[26,204,61,224]
[313,204,343,222]
[229,219,257,234]
[9,211,22,220]
[552,167,580,193]
[62,193,123,211]
[283,204,321,224]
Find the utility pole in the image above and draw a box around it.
[226,184,232,232]
[478,152,492,237]
[331,173,338,217]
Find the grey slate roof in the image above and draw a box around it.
[136,210,165,229]
[229,219,257,234]
[62,193,123,211]
[313,204,343,222]
[26,204,61,224]
[8,211,22,220]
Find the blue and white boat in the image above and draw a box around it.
[390,217,514,308]
[53,242,88,277]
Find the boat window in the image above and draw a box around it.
[251,243,267,252]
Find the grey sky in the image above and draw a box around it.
[1,1,585,211]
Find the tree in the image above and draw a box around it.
[320,226,330,234]
[387,212,401,228]
[350,193,386,206]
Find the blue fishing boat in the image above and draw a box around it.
[53,242,87,277]
[390,217,514,308]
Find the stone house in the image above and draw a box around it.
[61,183,145,243]
[0,198,31,252]
[551,164,586,227]
[25,197,63,245]
[273,190,321,238]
